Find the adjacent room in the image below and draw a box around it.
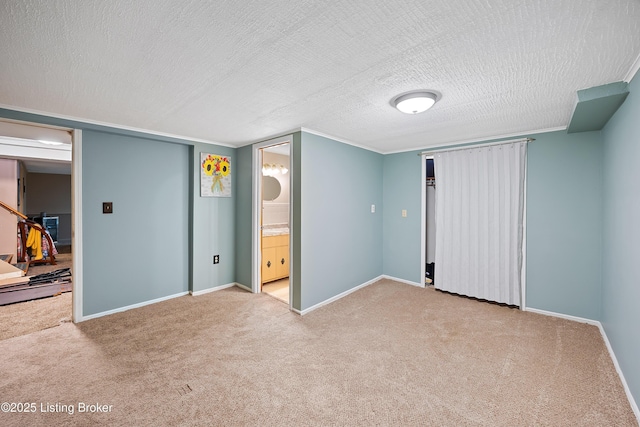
[0,121,73,337]
[0,1,639,425]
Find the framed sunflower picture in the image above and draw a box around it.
[201,153,231,197]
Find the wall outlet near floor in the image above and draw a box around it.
[402,209,407,217]
[213,255,220,264]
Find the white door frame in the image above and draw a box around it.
[419,154,427,288]
[71,128,84,322]
[251,135,293,307]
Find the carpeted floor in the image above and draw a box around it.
[0,292,72,341]
[0,279,636,426]
[0,252,73,340]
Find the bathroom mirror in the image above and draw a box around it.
[263,176,281,201]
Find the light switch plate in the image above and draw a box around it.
[103,202,113,214]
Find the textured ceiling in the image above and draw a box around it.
[1,0,639,153]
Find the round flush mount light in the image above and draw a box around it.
[392,91,439,114]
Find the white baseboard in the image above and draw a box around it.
[297,275,383,315]
[380,275,424,288]
[525,307,639,421]
[80,291,189,321]
[525,307,600,326]
[597,322,640,421]
[190,282,236,296]
[234,283,252,292]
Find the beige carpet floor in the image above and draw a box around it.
[0,279,636,426]
[0,292,72,341]
[0,252,73,341]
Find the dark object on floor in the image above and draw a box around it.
[425,262,435,285]
[28,268,72,285]
[0,268,72,306]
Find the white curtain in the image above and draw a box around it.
[434,141,527,306]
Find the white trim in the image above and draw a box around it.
[520,153,528,310]
[419,154,427,290]
[597,323,640,421]
[190,282,237,296]
[520,159,529,311]
[418,137,533,157]
[71,129,84,323]
[235,283,252,292]
[81,291,189,321]
[251,135,293,304]
[299,127,384,154]
[524,307,600,326]
[0,103,232,147]
[525,307,639,421]
[295,276,382,315]
[624,52,640,83]
[288,139,294,307]
[387,126,566,155]
[0,116,74,133]
[237,127,300,149]
[381,275,423,288]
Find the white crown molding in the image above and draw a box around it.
[299,127,385,154]
[624,51,640,83]
[0,103,233,147]
[237,127,384,155]
[1,103,576,156]
[384,126,568,155]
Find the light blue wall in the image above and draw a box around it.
[0,107,237,315]
[191,143,236,293]
[380,131,604,320]
[382,150,423,284]
[234,144,253,288]
[602,72,640,406]
[526,131,603,319]
[82,131,190,314]
[299,132,383,310]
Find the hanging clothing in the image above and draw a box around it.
[26,227,43,261]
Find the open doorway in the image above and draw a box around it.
[424,156,435,286]
[251,135,293,307]
[259,143,291,304]
[0,119,75,339]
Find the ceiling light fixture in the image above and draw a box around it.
[393,91,439,114]
[38,140,64,146]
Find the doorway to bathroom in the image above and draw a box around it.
[253,137,291,305]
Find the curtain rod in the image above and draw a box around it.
[417,137,535,157]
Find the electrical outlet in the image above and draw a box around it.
[402,209,407,217]
[213,255,220,264]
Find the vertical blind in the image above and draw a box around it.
[434,141,527,306]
